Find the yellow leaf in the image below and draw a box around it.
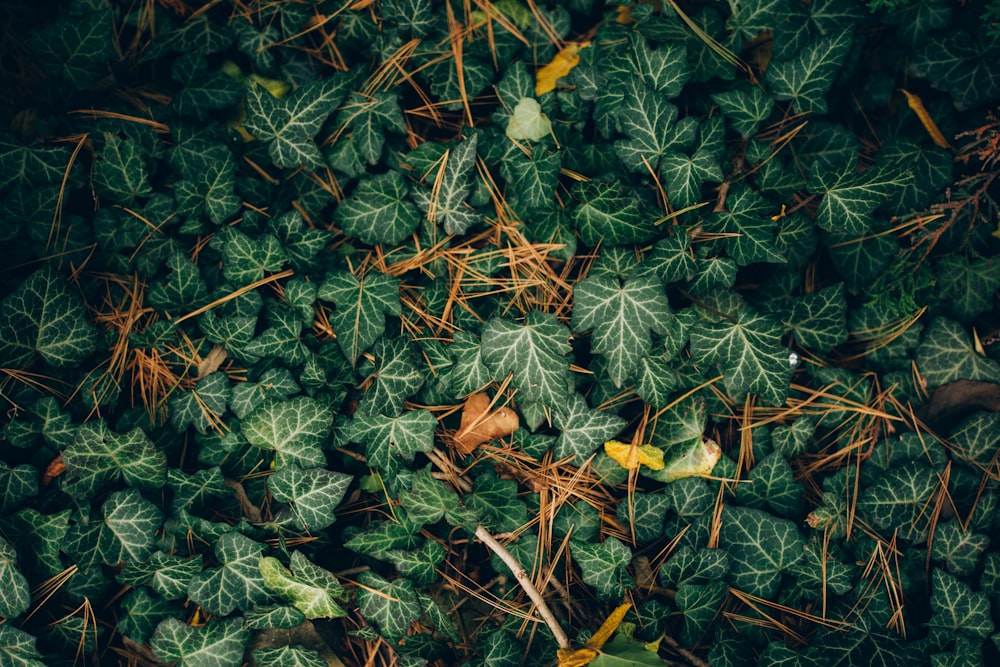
[557,602,632,666]
[604,441,665,471]
[899,89,953,150]
[535,42,589,96]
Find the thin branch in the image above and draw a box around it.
[473,524,570,649]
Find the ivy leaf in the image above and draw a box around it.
[356,572,421,643]
[481,310,572,412]
[268,465,352,532]
[779,284,847,353]
[335,91,406,165]
[169,372,231,435]
[0,536,30,618]
[229,368,300,420]
[934,255,1000,325]
[318,270,400,366]
[151,618,250,667]
[660,546,730,587]
[441,331,491,397]
[614,77,680,172]
[0,624,45,667]
[930,520,990,578]
[334,171,419,245]
[0,267,97,369]
[572,274,672,387]
[187,533,272,616]
[916,317,1000,389]
[553,393,627,465]
[220,227,288,287]
[571,179,656,247]
[0,463,37,514]
[573,537,633,600]
[910,31,1000,109]
[148,252,211,314]
[171,140,240,225]
[259,551,347,619]
[766,30,852,114]
[64,488,162,568]
[345,518,422,558]
[400,466,480,529]
[244,75,353,169]
[677,581,728,645]
[720,506,805,599]
[412,134,481,235]
[501,145,561,210]
[689,308,793,406]
[811,159,912,235]
[30,5,113,86]
[660,145,723,209]
[253,645,326,667]
[118,551,203,600]
[62,421,166,499]
[466,471,528,534]
[736,452,803,517]
[711,86,774,139]
[928,569,995,639]
[243,397,332,470]
[628,32,691,97]
[858,462,939,541]
[359,335,425,417]
[92,133,152,204]
[118,589,177,644]
[704,184,785,265]
[348,409,436,470]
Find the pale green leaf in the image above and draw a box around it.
[151,618,249,667]
[259,551,347,619]
[243,397,332,470]
[268,465,352,532]
[0,624,46,667]
[253,645,327,667]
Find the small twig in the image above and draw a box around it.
[474,524,571,650]
[224,478,262,523]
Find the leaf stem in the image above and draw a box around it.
[473,523,571,650]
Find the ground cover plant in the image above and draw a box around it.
[1,0,1000,665]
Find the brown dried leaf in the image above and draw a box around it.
[453,392,519,455]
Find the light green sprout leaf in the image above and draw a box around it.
[506,97,552,142]
[259,552,347,618]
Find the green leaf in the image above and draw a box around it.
[244,75,353,169]
[614,78,680,172]
[910,31,1000,109]
[243,605,305,630]
[334,171,420,245]
[677,581,728,645]
[229,368,300,420]
[169,372,231,434]
[916,317,1000,389]
[617,492,671,544]
[571,179,656,247]
[930,520,990,577]
[1,509,70,578]
[268,465,352,532]
[345,518,422,558]
[259,551,347,618]
[151,618,250,667]
[481,310,572,411]
[359,335,425,416]
[412,134,481,235]
[64,488,162,568]
[356,571,422,642]
[335,91,406,165]
[0,624,45,667]
[720,506,805,598]
[505,98,553,142]
[318,270,401,366]
[348,409,436,470]
[0,267,97,369]
[384,539,446,586]
[573,536,633,600]
[660,145,723,209]
[934,255,1000,324]
[400,466,479,529]
[149,252,211,314]
[589,632,665,667]
[660,546,730,587]
[171,140,240,225]
[502,144,561,210]
[737,452,802,517]
[711,86,774,138]
[243,304,309,365]
[243,397,332,469]
[0,463,38,514]
[0,536,30,618]
[118,551,203,600]
[466,471,528,534]
[30,5,113,86]
[766,30,853,114]
[253,645,327,667]
[220,227,288,286]
[62,421,166,499]
[704,184,785,265]
[572,274,672,387]
[118,589,177,644]
[928,568,995,639]
[858,462,938,541]
[628,32,691,97]
[441,331,491,397]
[92,133,152,205]
[948,411,1000,468]
[783,283,848,352]
[689,307,794,406]
[187,532,272,616]
[811,159,912,235]
[553,393,626,465]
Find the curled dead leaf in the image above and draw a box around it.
[453,392,520,455]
